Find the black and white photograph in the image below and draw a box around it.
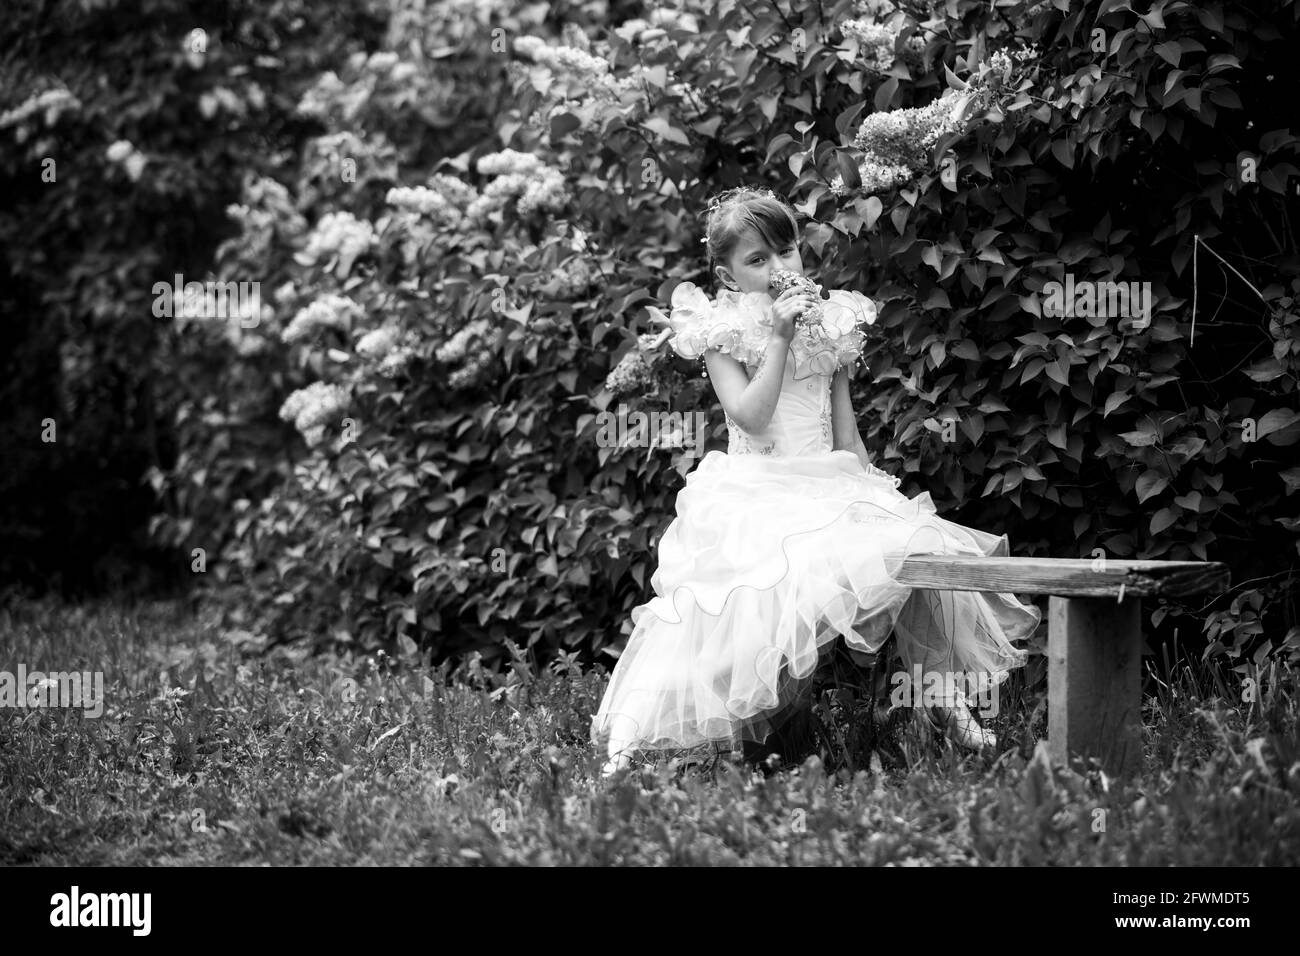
[0,0,1295,914]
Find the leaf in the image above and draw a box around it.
[549,112,581,139]
[858,196,883,230]
[1136,471,1169,503]
[943,62,969,91]
[765,133,795,163]
[1258,408,1300,445]
[1154,41,1182,67]
[1044,358,1070,386]
[641,64,668,88]
[1104,391,1131,417]
[1150,507,1179,535]
[642,116,690,146]
[1119,428,1158,447]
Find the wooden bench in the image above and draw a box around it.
[894,556,1231,774]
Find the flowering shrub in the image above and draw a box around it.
[129,0,1300,672]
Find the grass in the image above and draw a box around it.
[1,596,1298,865]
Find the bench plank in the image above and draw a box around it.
[895,555,1228,598]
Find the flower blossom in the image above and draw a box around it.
[386,185,463,227]
[840,19,897,73]
[282,294,362,343]
[466,150,568,220]
[849,90,972,194]
[0,87,80,130]
[355,326,400,360]
[298,211,376,267]
[605,349,654,397]
[279,381,349,439]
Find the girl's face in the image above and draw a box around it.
[716,229,803,296]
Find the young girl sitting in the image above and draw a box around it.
[592,186,1041,777]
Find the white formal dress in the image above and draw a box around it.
[590,282,1042,765]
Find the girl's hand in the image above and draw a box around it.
[768,288,815,342]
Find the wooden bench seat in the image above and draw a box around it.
[894,556,1231,774]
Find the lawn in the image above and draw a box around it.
[2,598,1297,866]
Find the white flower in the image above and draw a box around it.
[469,151,568,219]
[517,166,567,215]
[279,381,350,435]
[0,87,80,129]
[377,347,414,378]
[124,153,147,181]
[427,172,477,210]
[476,148,543,177]
[841,19,897,72]
[604,349,653,396]
[356,326,399,359]
[299,211,376,266]
[282,294,361,343]
[367,51,399,74]
[106,140,134,162]
[386,185,462,225]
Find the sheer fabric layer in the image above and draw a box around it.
[590,448,1042,754]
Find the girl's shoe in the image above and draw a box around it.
[600,746,634,778]
[918,694,996,752]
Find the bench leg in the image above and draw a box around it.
[1047,595,1143,775]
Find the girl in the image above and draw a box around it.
[591,186,1042,778]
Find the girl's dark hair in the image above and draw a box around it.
[701,186,800,289]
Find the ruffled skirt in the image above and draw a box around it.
[589,449,1043,757]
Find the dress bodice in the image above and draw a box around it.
[658,278,896,482]
[723,350,834,458]
[721,357,902,488]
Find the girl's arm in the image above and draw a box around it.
[830,367,871,470]
[704,336,791,433]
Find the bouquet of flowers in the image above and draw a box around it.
[769,269,830,340]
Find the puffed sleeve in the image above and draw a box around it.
[822,290,878,335]
[662,282,715,359]
[822,290,878,372]
[652,282,772,365]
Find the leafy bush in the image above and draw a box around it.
[0,0,390,596]
[148,0,1299,674]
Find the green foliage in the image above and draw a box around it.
[0,0,389,595]
[136,0,1300,672]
